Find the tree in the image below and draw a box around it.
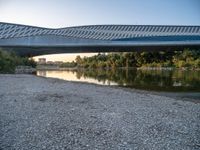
[75,55,83,67]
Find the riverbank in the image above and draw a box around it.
[0,74,199,149]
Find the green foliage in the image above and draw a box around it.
[60,61,77,68]
[74,49,200,69]
[172,49,200,69]
[21,57,37,68]
[0,49,37,73]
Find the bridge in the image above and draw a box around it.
[0,22,200,56]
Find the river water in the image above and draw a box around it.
[37,68,200,93]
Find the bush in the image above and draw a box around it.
[194,59,200,68]
[0,49,36,73]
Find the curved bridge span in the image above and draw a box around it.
[0,22,200,56]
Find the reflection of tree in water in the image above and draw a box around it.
[74,68,200,92]
[75,69,84,79]
[134,70,174,86]
[171,70,200,88]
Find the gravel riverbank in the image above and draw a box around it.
[0,74,200,150]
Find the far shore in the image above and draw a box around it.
[36,65,200,71]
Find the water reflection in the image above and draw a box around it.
[37,69,118,86]
[37,69,200,92]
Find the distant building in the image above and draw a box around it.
[38,58,46,64]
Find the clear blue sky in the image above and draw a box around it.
[0,0,200,28]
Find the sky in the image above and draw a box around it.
[0,0,200,61]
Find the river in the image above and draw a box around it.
[37,68,200,92]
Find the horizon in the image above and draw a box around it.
[33,53,98,62]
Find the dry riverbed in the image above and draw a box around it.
[0,74,200,150]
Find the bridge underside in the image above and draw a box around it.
[1,44,200,57]
[0,35,199,56]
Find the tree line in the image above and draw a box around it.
[69,49,200,69]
